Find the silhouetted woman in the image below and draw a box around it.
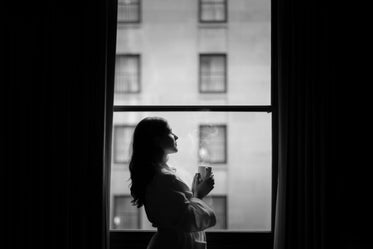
[129,117,216,249]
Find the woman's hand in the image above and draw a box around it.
[192,173,215,199]
[191,173,201,196]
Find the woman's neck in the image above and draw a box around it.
[159,161,169,169]
[161,154,169,165]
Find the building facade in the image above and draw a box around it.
[110,0,271,231]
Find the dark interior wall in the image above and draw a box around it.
[3,1,372,249]
[322,2,373,248]
[4,1,109,249]
[292,1,373,247]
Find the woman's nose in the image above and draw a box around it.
[174,134,178,140]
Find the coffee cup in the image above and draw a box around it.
[198,166,212,180]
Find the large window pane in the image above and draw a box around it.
[112,0,272,235]
[115,0,271,105]
[110,112,272,231]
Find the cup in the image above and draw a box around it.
[198,166,212,180]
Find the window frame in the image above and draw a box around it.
[117,0,142,24]
[104,0,278,248]
[114,54,141,94]
[199,0,228,23]
[199,53,227,94]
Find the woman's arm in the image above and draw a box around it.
[157,173,216,232]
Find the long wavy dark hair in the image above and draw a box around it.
[129,117,170,208]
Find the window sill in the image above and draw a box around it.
[117,22,142,30]
[110,230,273,249]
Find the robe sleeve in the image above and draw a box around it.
[156,173,216,232]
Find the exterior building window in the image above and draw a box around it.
[199,0,227,23]
[113,125,135,163]
[206,196,227,229]
[199,54,227,93]
[115,55,141,93]
[199,125,227,164]
[117,0,141,23]
[112,195,140,229]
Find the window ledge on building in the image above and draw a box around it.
[117,22,142,30]
[198,22,228,29]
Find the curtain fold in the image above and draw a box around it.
[274,1,333,248]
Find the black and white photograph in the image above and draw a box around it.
[3,0,372,249]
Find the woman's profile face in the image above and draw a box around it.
[158,125,179,154]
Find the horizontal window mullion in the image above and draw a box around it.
[113,105,272,112]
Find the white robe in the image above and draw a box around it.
[144,167,216,249]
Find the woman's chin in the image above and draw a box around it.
[165,148,178,154]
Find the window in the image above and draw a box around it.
[199,0,227,23]
[117,0,141,23]
[112,195,140,229]
[199,125,227,164]
[205,195,227,229]
[108,0,273,247]
[114,55,141,94]
[113,125,135,164]
[199,54,227,93]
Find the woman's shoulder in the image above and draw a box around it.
[154,168,189,190]
[155,168,177,183]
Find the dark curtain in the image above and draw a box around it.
[274,1,372,249]
[3,1,111,249]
